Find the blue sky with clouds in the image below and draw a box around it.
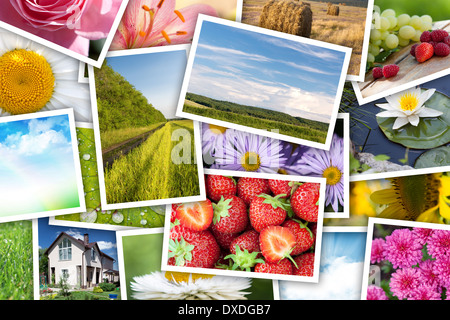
[279,232,366,300]
[105,50,187,119]
[186,21,347,123]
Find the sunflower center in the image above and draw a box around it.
[398,92,419,112]
[323,166,342,185]
[241,151,261,171]
[0,49,55,114]
[164,271,213,283]
[208,124,227,135]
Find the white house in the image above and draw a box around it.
[45,232,119,289]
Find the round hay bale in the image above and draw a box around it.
[327,4,339,16]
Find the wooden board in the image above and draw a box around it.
[356,20,450,100]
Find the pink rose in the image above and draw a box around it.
[0,0,123,56]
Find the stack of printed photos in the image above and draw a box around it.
[0,0,449,302]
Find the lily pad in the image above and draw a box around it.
[414,146,450,168]
[377,89,450,149]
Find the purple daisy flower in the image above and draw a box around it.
[389,267,421,300]
[278,142,308,175]
[211,129,287,173]
[427,229,450,259]
[201,122,228,164]
[366,285,389,300]
[383,228,423,269]
[289,133,344,212]
[371,238,385,264]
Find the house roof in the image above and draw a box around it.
[44,232,115,262]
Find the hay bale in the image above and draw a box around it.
[327,4,339,16]
[259,0,313,38]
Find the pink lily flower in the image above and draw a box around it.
[110,0,218,50]
[0,0,123,56]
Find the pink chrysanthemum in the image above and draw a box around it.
[427,229,450,259]
[383,228,423,269]
[389,267,421,300]
[412,227,434,246]
[407,285,442,300]
[371,238,385,264]
[417,259,441,291]
[433,255,450,288]
[366,285,389,300]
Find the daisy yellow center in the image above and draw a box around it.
[398,92,419,112]
[323,166,342,185]
[0,49,55,114]
[164,271,213,283]
[241,151,261,171]
[208,124,227,135]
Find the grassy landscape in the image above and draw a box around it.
[104,120,200,204]
[242,0,369,76]
[183,92,329,144]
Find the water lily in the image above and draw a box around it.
[110,0,218,50]
[376,87,442,130]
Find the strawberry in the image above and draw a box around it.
[205,175,236,202]
[372,67,383,79]
[254,259,293,275]
[431,29,449,42]
[168,225,220,268]
[211,195,248,234]
[268,179,293,198]
[410,43,419,57]
[282,219,314,256]
[237,177,271,205]
[420,30,432,43]
[434,42,450,57]
[293,252,315,277]
[249,194,288,232]
[211,228,239,250]
[382,64,399,78]
[259,225,297,266]
[224,230,264,271]
[290,182,320,222]
[175,200,214,231]
[415,42,434,63]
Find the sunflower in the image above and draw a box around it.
[370,173,450,223]
[0,28,91,121]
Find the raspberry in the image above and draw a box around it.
[410,43,419,57]
[444,36,450,46]
[415,42,434,63]
[434,42,450,57]
[431,29,449,42]
[382,64,399,78]
[372,67,383,79]
[420,30,432,43]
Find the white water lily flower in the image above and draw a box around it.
[130,271,252,300]
[0,28,91,121]
[376,87,442,130]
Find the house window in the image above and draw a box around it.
[91,248,97,261]
[61,269,69,280]
[59,238,72,261]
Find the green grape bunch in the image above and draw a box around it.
[367,5,433,70]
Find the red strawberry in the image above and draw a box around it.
[293,252,315,277]
[282,219,314,256]
[431,29,449,42]
[259,226,297,265]
[211,228,239,250]
[372,67,383,79]
[415,42,434,63]
[249,194,288,232]
[254,259,293,275]
[224,230,264,271]
[382,64,399,78]
[175,200,214,231]
[434,42,450,57]
[410,43,419,57]
[420,30,432,42]
[211,195,248,234]
[205,175,236,202]
[168,225,220,268]
[268,179,293,198]
[237,177,271,205]
[290,182,320,222]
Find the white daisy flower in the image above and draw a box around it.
[0,28,91,121]
[376,87,442,130]
[130,271,252,300]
